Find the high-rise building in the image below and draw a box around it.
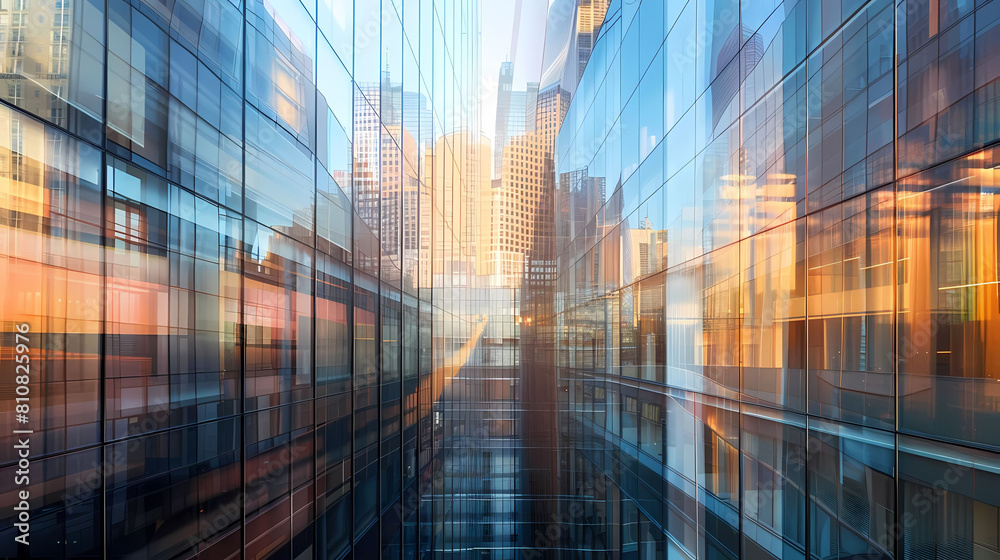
[534,0,1000,558]
[493,61,515,179]
[0,0,483,559]
[491,133,553,286]
[484,63,568,288]
[492,62,541,180]
[534,85,571,152]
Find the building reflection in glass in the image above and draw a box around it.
[0,0,486,558]
[541,0,1000,558]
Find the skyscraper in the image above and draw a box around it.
[492,62,541,180]
[493,61,515,179]
[492,133,552,286]
[0,0,483,558]
[536,0,1000,558]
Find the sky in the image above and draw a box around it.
[479,0,550,146]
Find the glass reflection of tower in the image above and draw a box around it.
[0,0,103,135]
[0,0,485,558]
[544,0,1000,559]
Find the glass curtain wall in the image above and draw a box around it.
[544,0,1000,558]
[0,0,481,559]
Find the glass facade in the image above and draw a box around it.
[0,0,482,558]
[547,0,1000,558]
[2,0,999,558]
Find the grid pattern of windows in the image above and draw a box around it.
[545,0,1000,558]
[0,0,480,559]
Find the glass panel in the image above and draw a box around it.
[808,419,895,560]
[741,220,807,411]
[807,187,894,429]
[897,146,1000,449]
[243,221,312,411]
[742,407,807,560]
[0,106,102,459]
[0,0,104,137]
[105,157,241,439]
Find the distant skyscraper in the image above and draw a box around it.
[493,61,514,178]
[493,62,542,179]
[481,79,567,288]
[402,90,435,149]
[534,84,571,149]
[493,133,552,287]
